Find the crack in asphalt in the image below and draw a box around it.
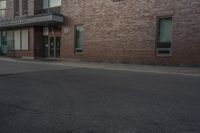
[0,101,132,120]
[0,101,134,123]
[0,74,13,78]
[0,102,73,116]
[0,101,131,120]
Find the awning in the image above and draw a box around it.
[0,13,64,30]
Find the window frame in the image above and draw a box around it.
[13,29,30,51]
[156,16,173,57]
[74,24,84,54]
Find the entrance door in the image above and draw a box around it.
[43,36,60,58]
[0,31,7,55]
[0,31,1,55]
[43,36,49,58]
[50,37,55,57]
[55,37,60,57]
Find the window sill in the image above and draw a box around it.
[156,54,172,57]
[75,52,84,55]
[156,48,172,57]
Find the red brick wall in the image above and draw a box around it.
[60,0,200,65]
[4,0,200,64]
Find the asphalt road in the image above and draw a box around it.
[0,60,200,133]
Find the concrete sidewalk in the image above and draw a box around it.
[0,57,200,76]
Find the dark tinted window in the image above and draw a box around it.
[14,0,19,16]
[157,17,172,48]
[22,0,28,15]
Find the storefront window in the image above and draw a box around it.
[7,30,14,51]
[21,30,29,50]
[14,29,29,50]
[14,30,21,50]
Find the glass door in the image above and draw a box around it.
[0,31,1,55]
[44,36,60,58]
[43,36,49,58]
[50,36,55,57]
[56,37,60,57]
[0,31,7,55]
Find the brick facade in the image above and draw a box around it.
[60,0,200,65]
[3,0,200,65]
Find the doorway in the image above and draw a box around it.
[43,36,60,58]
[0,31,7,55]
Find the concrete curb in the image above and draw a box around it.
[56,62,200,77]
[0,57,17,62]
[0,57,200,77]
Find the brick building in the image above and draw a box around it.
[0,0,199,65]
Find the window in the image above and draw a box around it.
[75,25,84,53]
[21,30,29,50]
[22,0,28,15]
[14,30,21,50]
[0,0,6,18]
[0,0,6,9]
[14,29,29,50]
[7,30,14,50]
[43,27,49,36]
[14,0,19,16]
[43,0,61,9]
[49,0,61,8]
[156,17,172,56]
[43,0,48,9]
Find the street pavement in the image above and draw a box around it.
[0,59,200,133]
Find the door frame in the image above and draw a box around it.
[44,35,61,58]
[49,35,56,57]
[0,31,7,55]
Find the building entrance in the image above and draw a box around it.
[0,31,7,55]
[43,36,61,58]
